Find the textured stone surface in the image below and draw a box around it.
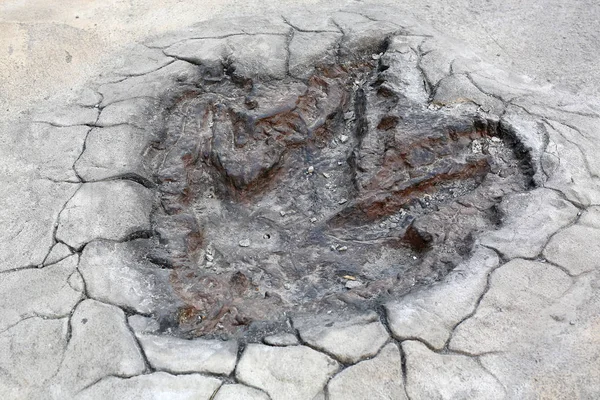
[451,262,600,398]
[136,334,238,375]
[32,104,99,127]
[579,206,600,228]
[75,125,154,181]
[434,74,504,114]
[52,300,146,394]
[543,224,600,275]
[236,344,339,400]
[288,31,341,79]
[79,240,177,314]
[294,312,389,364]
[165,34,289,80]
[403,340,505,399]
[44,242,72,265]
[327,343,407,400]
[332,12,399,55]
[164,38,227,76]
[0,255,82,332]
[450,259,572,354]
[145,15,289,49]
[112,44,175,76]
[385,247,499,349]
[541,120,600,206]
[98,60,201,106]
[381,36,429,104]
[500,106,547,186]
[56,181,154,249]
[264,333,299,346]
[76,372,221,400]
[227,34,289,79]
[214,384,270,400]
[479,188,578,259]
[96,97,161,129]
[3,5,600,399]
[0,177,78,272]
[0,317,68,393]
[15,123,89,182]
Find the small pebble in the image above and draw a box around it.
[284,283,291,290]
[280,210,286,217]
[345,280,363,289]
[205,254,214,262]
[239,239,250,247]
[337,161,343,166]
[322,172,330,179]
[339,198,348,204]
[310,217,317,223]
[390,223,398,228]
[339,135,349,143]
[307,166,314,174]
[338,246,348,252]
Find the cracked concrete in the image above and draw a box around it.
[2,3,600,399]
